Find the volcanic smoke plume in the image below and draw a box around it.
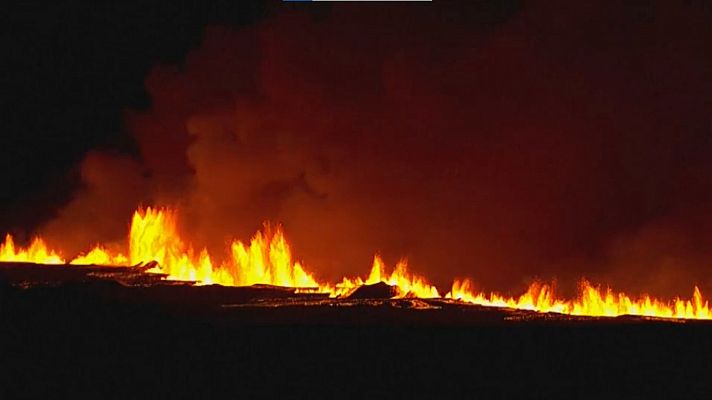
[34,1,712,297]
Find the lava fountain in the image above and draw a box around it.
[0,206,709,320]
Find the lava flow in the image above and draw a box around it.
[0,207,709,320]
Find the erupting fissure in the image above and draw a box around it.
[0,207,709,320]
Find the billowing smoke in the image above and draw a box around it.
[39,2,712,296]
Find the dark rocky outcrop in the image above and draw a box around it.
[345,281,399,299]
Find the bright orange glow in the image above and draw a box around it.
[125,209,438,297]
[126,208,319,287]
[71,247,128,265]
[324,255,440,298]
[0,234,64,264]
[1,206,710,320]
[127,207,225,283]
[446,278,711,320]
[229,224,320,287]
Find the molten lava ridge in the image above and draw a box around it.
[0,207,710,320]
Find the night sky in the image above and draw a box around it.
[3,1,712,296]
[2,1,266,231]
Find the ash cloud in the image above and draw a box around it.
[41,2,712,295]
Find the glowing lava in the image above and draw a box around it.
[1,206,710,320]
[0,234,64,264]
[446,279,711,320]
[324,255,440,298]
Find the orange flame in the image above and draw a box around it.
[71,247,128,265]
[229,224,319,287]
[325,255,440,298]
[446,278,711,319]
[126,208,319,287]
[1,206,710,320]
[0,234,64,264]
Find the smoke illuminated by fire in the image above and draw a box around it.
[1,207,710,320]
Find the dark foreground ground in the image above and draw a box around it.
[1,265,712,398]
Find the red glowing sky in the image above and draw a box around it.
[3,1,712,296]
